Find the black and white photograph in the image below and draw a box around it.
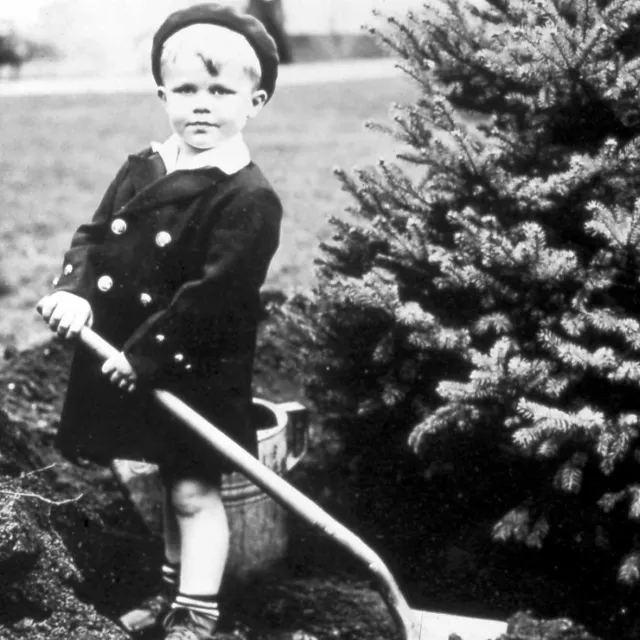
[2,2,640,640]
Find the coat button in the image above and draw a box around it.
[155,334,166,343]
[52,276,60,286]
[139,293,152,306]
[155,231,172,247]
[97,275,113,292]
[173,353,185,363]
[63,264,74,275]
[111,218,127,235]
[185,363,193,371]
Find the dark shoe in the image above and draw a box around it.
[119,591,172,634]
[163,608,219,640]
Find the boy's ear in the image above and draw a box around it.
[157,86,167,102]
[249,90,268,118]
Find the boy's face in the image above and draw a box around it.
[158,52,267,154]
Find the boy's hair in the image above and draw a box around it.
[159,23,262,89]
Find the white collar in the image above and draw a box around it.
[151,134,251,175]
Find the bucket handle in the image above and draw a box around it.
[276,400,308,471]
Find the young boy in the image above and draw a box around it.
[37,4,282,639]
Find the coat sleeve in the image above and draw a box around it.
[54,161,130,299]
[122,186,283,380]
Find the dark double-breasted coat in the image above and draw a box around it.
[53,148,282,469]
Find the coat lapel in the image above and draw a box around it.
[122,152,222,214]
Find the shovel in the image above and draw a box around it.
[79,326,507,640]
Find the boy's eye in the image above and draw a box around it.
[209,85,234,96]
[173,84,196,94]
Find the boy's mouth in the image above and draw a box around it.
[189,122,215,127]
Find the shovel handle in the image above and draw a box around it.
[77,326,420,640]
[80,326,119,361]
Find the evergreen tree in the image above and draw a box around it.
[307,0,640,588]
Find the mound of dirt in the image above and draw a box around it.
[0,340,133,640]
[0,314,399,640]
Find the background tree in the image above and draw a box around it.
[0,21,59,81]
[304,0,640,594]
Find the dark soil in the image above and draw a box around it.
[0,301,629,640]
[0,334,401,640]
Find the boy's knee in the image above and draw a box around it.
[169,478,221,516]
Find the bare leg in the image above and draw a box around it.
[118,484,182,633]
[163,485,181,565]
[169,477,229,594]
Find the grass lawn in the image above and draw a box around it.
[0,75,416,350]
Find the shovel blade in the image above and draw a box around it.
[412,609,507,640]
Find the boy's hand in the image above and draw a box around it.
[102,352,137,393]
[36,291,94,339]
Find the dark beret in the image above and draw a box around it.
[151,2,279,100]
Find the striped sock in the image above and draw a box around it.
[162,562,180,589]
[172,593,220,623]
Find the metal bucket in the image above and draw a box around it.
[223,398,306,580]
